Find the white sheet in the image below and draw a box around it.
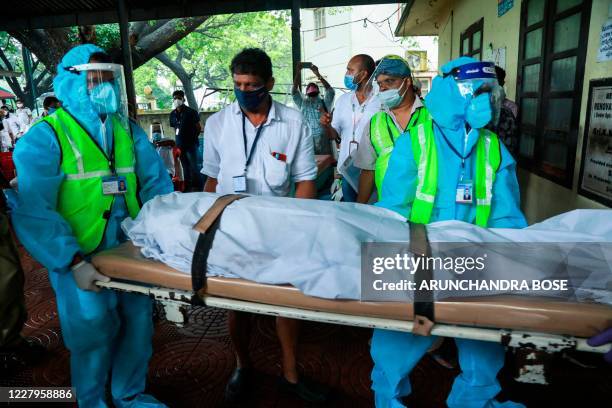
[123,192,612,302]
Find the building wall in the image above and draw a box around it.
[301,4,438,92]
[301,7,355,90]
[435,0,611,224]
[437,0,521,100]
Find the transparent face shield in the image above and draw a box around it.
[66,63,130,129]
[363,55,412,106]
[150,123,164,143]
[449,62,503,127]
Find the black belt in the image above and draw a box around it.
[190,194,247,305]
[409,221,435,335]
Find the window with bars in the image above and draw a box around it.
[314,8,326,40]
[516,0,592,187]
[460,18,484,60]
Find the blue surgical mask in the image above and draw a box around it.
[344,75,358,91]
[90,82,118,115]
[48,107,57,115]
[378,80,407,109]
[234,86,269,112]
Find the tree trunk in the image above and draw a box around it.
[9,28,72,73]
[5,17,209,110]
[132,17,209,69]
[8,16,209,76]
[156,52,199,110]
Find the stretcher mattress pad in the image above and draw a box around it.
[92,242,612,338]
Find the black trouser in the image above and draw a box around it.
[0,209,26,347]
[179,145,203,192]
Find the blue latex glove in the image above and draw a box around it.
[465,93,493,129]
[587,327,612,363]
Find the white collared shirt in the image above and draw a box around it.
[331,91,382,177]
[202,100,317,197]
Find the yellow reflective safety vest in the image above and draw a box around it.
[370,106,429,198]
[408,120,501,227]
[42,108,140,254]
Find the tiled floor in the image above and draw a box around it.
[2,247,611,407]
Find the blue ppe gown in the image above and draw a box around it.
[11,44,173,408]
[370,57,528,408]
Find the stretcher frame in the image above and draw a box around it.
[96,278,608,385]
[95,192,611,385]
[95,279,606,354]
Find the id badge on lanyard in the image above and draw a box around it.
[349,98,367,158]
[456,180,473,203]
[102,176,127,195]
[234,111,267,193]
[455,128,473,204]
[233,175,247,193]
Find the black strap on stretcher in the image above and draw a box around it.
[190,194,247,305]
[408,221,435,336]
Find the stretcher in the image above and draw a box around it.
[93,194,612,385]
[93,241,611,350]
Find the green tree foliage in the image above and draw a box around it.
[135,11,292,111]
[0,32,54,107]
[133,61,174,110]
[2,16,207,109]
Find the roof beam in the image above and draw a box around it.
[0,0,399,30]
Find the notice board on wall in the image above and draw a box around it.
[579,78,612,207]
[498,0,514,17]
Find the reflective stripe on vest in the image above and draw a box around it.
[42,108,141,254]
[408,121,501,227]
[475,129,501,227]
[370,107,429,198]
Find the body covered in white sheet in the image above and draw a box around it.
[124,192,612,304]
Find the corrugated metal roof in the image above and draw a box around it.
[0,0,400,30]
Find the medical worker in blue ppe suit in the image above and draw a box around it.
[370,57,527,408]
[11,44,172,408]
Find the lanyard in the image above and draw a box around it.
[241,112,267,173]
[351,93,374,142]
[387,107,422,144]
[101,117,117,174]
[433,122,475,172]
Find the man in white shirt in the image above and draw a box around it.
[202,48,325,403]
[0,108,13,152]
[320,54,381,202]
[14,100,32,137]
[1,106,20,147]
